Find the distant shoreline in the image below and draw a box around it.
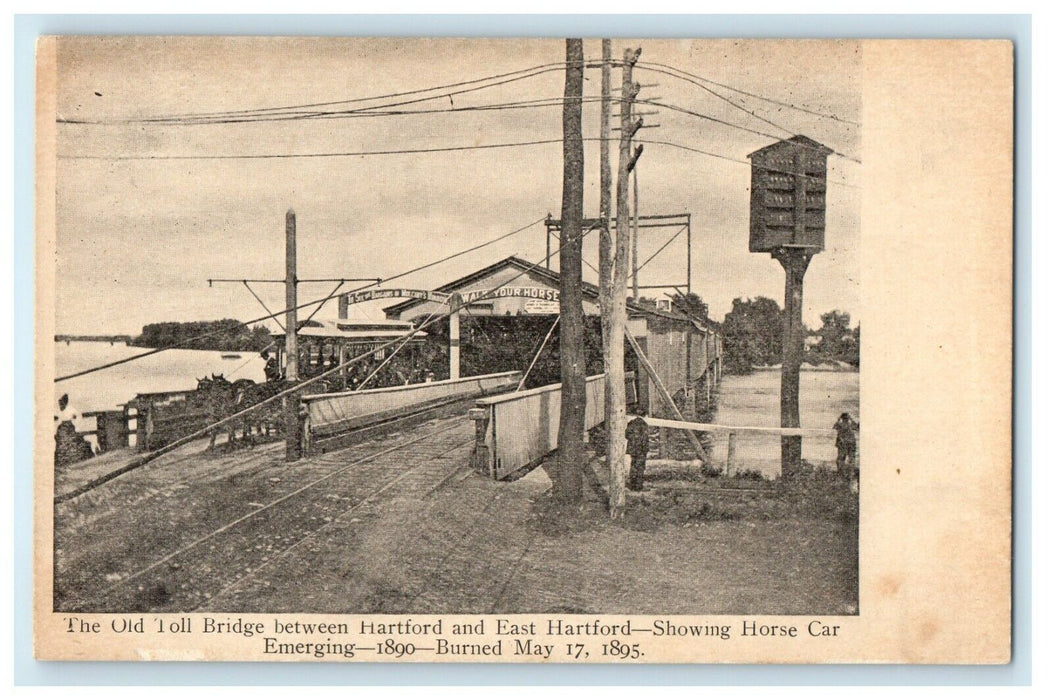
[54,334,133,344]
[752,362,859,373]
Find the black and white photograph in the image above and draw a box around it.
[33,35,1011,664]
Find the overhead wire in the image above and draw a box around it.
[637,97,862,164]
[635,138,860,189]
[129,61,576,121]
[634,63,796,138]
[57,138,568,161]
[59,67,571,126]
[636,60,861,127]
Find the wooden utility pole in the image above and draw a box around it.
[598,39,613,331]
[284,209,301,462]
[555,38,586,504]
[775,248,811,470]
[597,39,618,511]
[448,292,462,380]
[632,166,640,300]
[606,47,642,516]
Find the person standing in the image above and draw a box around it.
[262,349,281,383]
[833,412,859,477]
[625,415,651,491]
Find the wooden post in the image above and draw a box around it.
[284,209,301,462]
[338,342,347,390]
[726,431,738,475]
[684,329,693,419]
[468,407,491,476]
[133,401,146,452]
[774,248,811,473]
[554,38,587,504]
[144,405,154,452]
[448,292,461,381]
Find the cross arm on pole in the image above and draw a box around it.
[207,277,381,285]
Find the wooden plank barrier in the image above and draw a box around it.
[471,372,637,480]
[638,415,837,476]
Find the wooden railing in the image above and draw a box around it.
[301,371,522,455]
[470,372,637,480]
[639,415,838,476]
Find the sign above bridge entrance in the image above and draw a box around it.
[460,286,560,305]
[344,288,451,305]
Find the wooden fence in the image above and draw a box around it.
[470,372,637,480]
[79,407,137,452]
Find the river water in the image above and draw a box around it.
[54,341,266,417]
[709,368,860,478]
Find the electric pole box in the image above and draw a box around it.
[748,135,833,254]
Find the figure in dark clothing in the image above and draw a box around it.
[262,350,282,383]
[54,393,93,467]
[626,416,651,491]
[834,412,859,476]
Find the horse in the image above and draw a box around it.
[193,374,236,451]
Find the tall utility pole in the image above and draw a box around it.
[597,39,620,513]
[555,38,586,504]
[598,39,613,331]
[607,47,643,516]
[284,209,301,462]
[632,166,640,300]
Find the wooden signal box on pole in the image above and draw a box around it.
[748,135,833,473]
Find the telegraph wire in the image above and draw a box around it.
[636,60,862,127]
[61,94,860,165]
[60,96,609,127]
[635,137,860,189]
[637,97,863,164]
[58,134,858,189]
[634,63,796,138]
[59,67,570,127]
[58,138,567,161]
[117,61,573,121]
[141,66,567,125]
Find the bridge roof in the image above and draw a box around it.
[382,255,719,328]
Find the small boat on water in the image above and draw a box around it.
[221,353,241,360]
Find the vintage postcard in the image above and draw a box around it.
[34,37,1012,663]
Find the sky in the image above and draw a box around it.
[53,37,861,336]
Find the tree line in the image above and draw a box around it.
[721,297,860,374]
[131,319,273,352]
